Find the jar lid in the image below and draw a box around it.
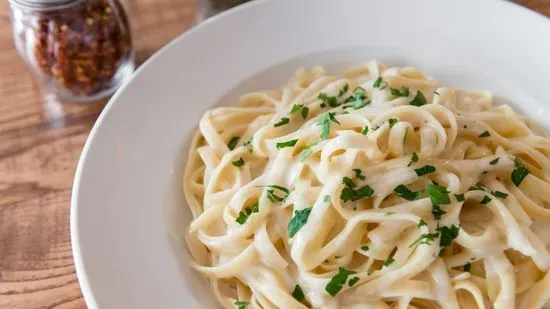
[10,0,79,9]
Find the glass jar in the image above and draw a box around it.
[9,0,134,102]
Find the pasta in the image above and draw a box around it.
[183,61,550,309]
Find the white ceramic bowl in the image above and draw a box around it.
[70,0,550,308]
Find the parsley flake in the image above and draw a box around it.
[478,131,490,138]
[338,84,349,97]
[274,117,290,127]
[361,126,369,135]
[288,207,312,237]
[343,177,357,188]
[234,301,249,309]
[394,184,423,201]
[232,157,245,167]
[262,185,290,203]
[426,183,451,205]
[410,232,439,247]
[417,219,427,228]
[437,225,460,254]
[455,193,465,202]
[325,267,354,296]
[489,157,499,165]
[299,142,318,162]
[348,277,360,287]
[235,201,259,224]
[276,139,298,149]
[432,204,446,220]
[318,112,341,139]
[353,169,366,180]
[493,191,508,199]
[373,77,388,89]
[480,195,492,204]
[383,256,395,267]
[292,285,305,301]
[408,152,419,167]
[464,263,471,272]
[390,86,410,97]
[318,93,339,107]
[228,136,240,150]
[388,118,398,128]
[361,245,369,251]
[511,158,530,187]
[410,90,427,106]
[415,165,436,176]
[323,195,331,202]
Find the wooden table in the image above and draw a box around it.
[0,0,547,308]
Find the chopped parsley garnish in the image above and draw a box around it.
[348,277,360,287]
[320,103,326,108]
[274,117,290,127]
[361,245,369,251]
[345,87,369,109]
[417,219,427,227]
[353,169,366,180]
[489,157,499,165]
[480,195,492,204]
[292,285,305,301]
[228,136,240,150]
[299,142,318,162]
[388,118,398,128]
[361,126,369,135]
[383,256,395,267]
[318,112,340,139]
[511,158,530,187]
[426,183,451,205]
[338,84,349,97]
[403,127,409,145]
[323,195,331,203]
[340,182,374,202]
[243,136,252,146]
[437,224,460,254]
[478,131,490,138]
[408,152,419,167]
[318,93,339,107]
[301,106,309,119]
[291,104,309,119]
[409,90,427,106]
[394,184,423,201]
[434,91,440,95]
[234,301,249,309]
[288,207,312,237]
[373,77,388,89]
[455,193,465,202]
[432,204,446,220]
[276,139,298,149]
[493,191,508,199]
[291,103,303,113]
[325,267,354,296]
[410,232,439,247]
[415,165,436,176]
[236,201,259,224]
[390,86,410,97]
[343,177,357,188]
[464,263,471,272]
[232,157,245,167]
[263,185,290,203]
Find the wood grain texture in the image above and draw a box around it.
[0,0,195,308]
[0,1,547,308]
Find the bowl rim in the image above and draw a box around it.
[69,0,550,307]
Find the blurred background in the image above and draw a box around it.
[0,0,547,308]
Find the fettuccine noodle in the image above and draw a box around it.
[183,61,550,309]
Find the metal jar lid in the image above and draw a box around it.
[9,0,81,9]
